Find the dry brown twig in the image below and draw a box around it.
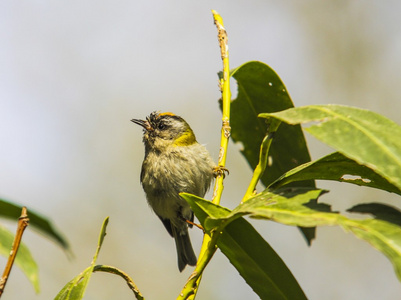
[0,207,30,297]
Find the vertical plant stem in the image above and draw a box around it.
[177,231,222,300]
[211,9,231,206]
[178,10,231,300]
[242,120,281,203]
[0,207,29,297]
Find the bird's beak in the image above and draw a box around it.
[131,118,153,131]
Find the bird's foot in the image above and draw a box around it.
[213,166,229,178]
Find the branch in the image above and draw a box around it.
[178,10,231,300]
[177,231,222,300]
[0,207,29,297]
[211,9,231,206]
[93,265,144,300]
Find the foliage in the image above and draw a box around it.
[182,193,308,300]
[55,217,108,300]
[0,198,69,294]
[55,217,143,300]
[184,61,401,298]
[0,199,69,249]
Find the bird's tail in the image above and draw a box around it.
[172,226,197,272]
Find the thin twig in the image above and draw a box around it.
[93,265,144,300]
[0,207,29,297]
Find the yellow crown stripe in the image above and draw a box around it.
[159,112,176,117]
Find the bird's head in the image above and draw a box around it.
[131,111,197,153]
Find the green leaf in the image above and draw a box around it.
[204,187,401,282]
[261,104,401,192]
[0,225,40,293]
[227,61,316,244]
[341,217,401,281]
[180,193,231,233]
[218,218,307,300]
[269,152,401,195]
[228,61,314,188]
[181,193,307,300]
[55,217,109,300]
[206,188,332,230]
[0,198,69,250]
[55,266,93,300]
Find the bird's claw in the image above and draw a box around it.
[213,166,229,178]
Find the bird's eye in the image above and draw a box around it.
[157,122,166,130]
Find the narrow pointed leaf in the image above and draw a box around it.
[269,152,401,195]
[55,217,109,300]
[0,225,40,293]
[181,193,307,299]
[55,266,92,300]
[0,198,69,250]
[261,105,401,192]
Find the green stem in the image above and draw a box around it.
[93,265,144,300]
[178,10,231,300]
[176,231,221,300]
[242,120,281,203]
[211,9,231,206]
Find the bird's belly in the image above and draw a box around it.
[141,148,213,222]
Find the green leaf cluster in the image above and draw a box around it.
[183,61,401,299]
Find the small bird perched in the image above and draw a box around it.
[132,111,215,272]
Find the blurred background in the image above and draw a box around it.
[1,1,401,299]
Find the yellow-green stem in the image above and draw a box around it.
[211,9,231,206]
[177,231,221,300]
[178,10,231,300]
[242,121,280,203]
[93,265,144,300]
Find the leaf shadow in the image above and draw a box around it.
[347,203,401,227]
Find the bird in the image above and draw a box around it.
[131,111,215,272]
